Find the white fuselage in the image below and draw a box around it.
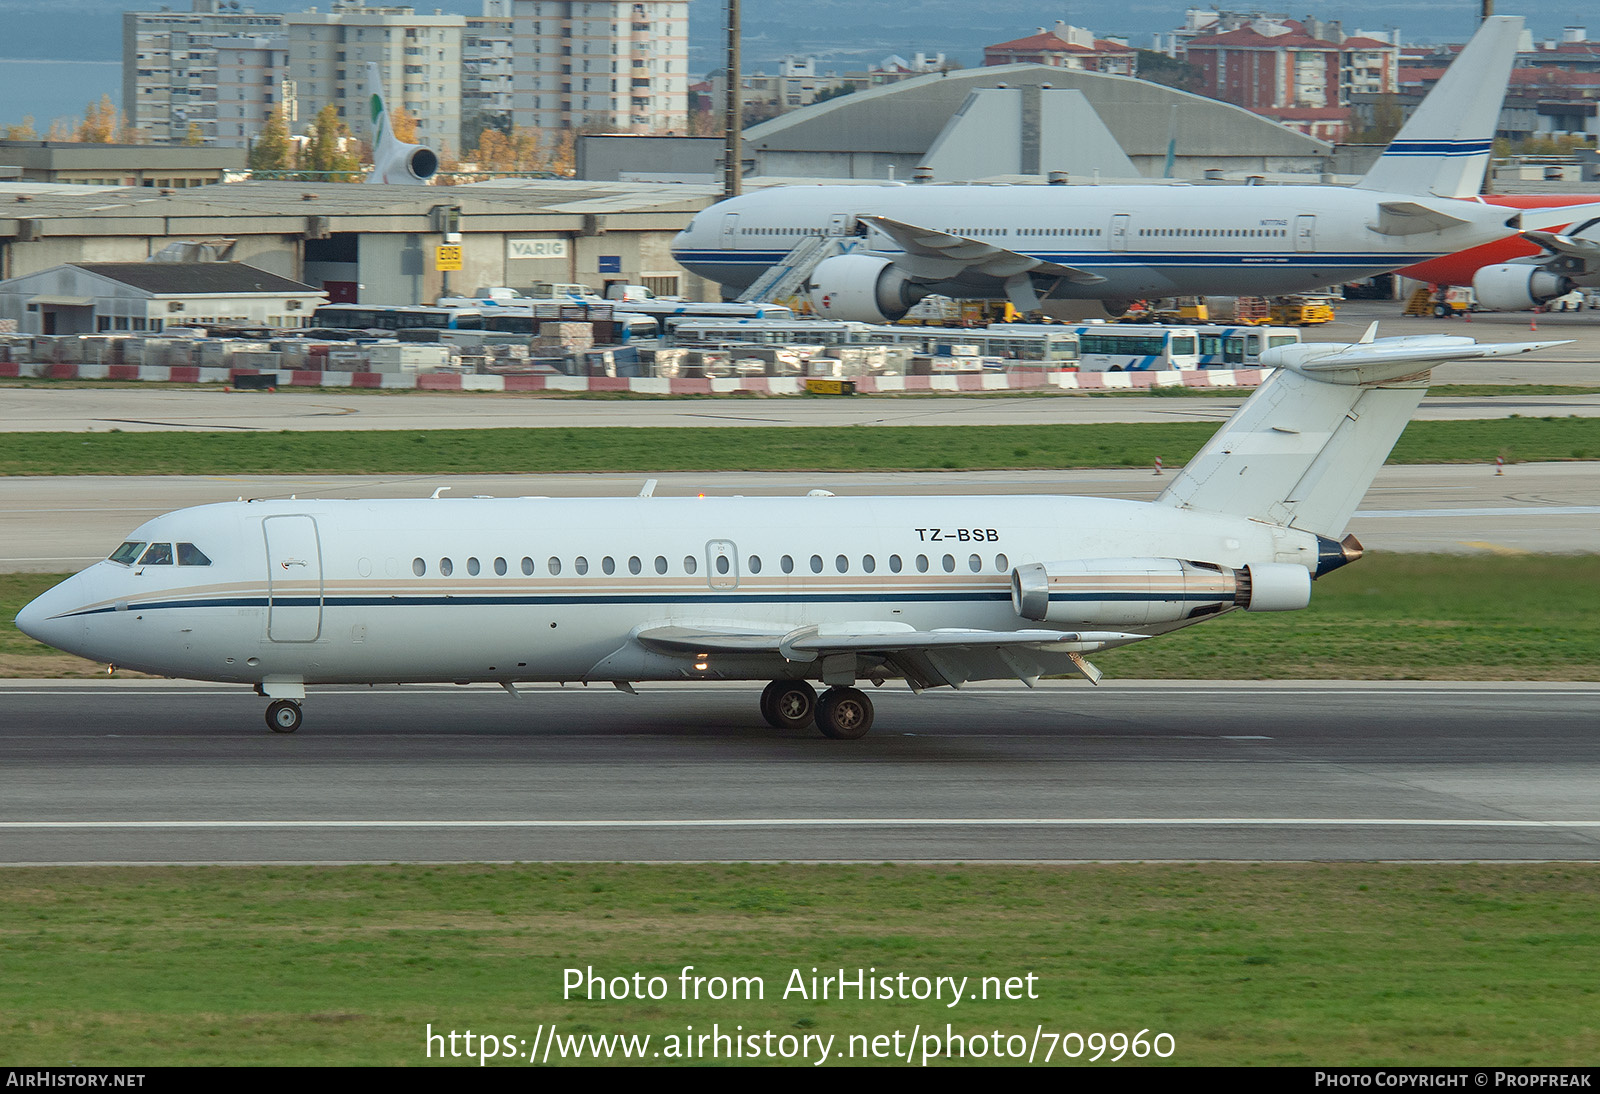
[671,183,1521,302]
[20,493,1320,687]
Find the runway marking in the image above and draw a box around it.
[4,818,1599,830]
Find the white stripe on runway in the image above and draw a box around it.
[3,818,1598,830]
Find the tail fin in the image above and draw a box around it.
[1356,15,1522,198]
[365,62,438,185]
[1156,332,1567,538]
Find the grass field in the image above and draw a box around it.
[2,862,1596,1065]
[4,555,1597,681]
[2,417,1597,476]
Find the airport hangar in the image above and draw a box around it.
[0,66,1337,308]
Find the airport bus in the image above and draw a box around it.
[1035,324,1300,371]
[309,304,486,331]
[667,319,1079,363]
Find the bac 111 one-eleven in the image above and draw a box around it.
[15,329,1562,738]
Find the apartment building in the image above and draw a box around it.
[465,0,516,133]
[212,35,289,149]
[511,1,688,134]
[286,2,464,154]
[122,0,288,144]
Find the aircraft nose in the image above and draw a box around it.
[14,574,92,655]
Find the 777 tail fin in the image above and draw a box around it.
[1155,331,1568,539]
[1356,15,1522,198]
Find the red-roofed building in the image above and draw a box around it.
[1183,16,1397,140]
[983,22,1137,77]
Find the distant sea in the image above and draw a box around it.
[0,59,121,132]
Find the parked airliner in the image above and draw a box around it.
[671,17,1528,321]
[364,62,438,185]
[16,329,1560,737]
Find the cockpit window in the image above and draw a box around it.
[109,541,146,565]
[177,543,212,566]
[138,543,174,566]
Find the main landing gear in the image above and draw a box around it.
[759,680,874,740]
[265,699,302,734]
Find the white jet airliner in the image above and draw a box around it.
[671,17,1528,321]
[364,62,439,185]
[15,330,1560,738]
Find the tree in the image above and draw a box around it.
[301,102,362,181]
[1134,50,1202,94]
[3,117,37,140]
[249,105,293,173]
[389,104,418,144]
[1348,94,1404,144]
[183,122,204,146]
[76,95,117,143]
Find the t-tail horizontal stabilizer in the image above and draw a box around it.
[1156,332,1569,539]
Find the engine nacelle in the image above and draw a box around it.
[1471,264,1573,312]
[807,254,924,323]
[1010,558,1310,626]
[378,143,439,183]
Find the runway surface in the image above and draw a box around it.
[2,680,1595,865]
[3,463,1594,572]
[3,388,1597,432]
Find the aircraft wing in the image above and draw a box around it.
[857,215,1107,286]
[1523,228,1600,264]
[634,623,1146,689]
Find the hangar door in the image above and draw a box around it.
[263,515,324,642]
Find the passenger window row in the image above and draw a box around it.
[409,552,1011,578]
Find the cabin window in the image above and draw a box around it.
[110,541,146,565]
[413,558,426,576]
[439,557,454,577]
[748,554,762,574]
[654,555,668,575]
[683,555,698,575]
[780,555,794,574]
[835,554,849,573]
[575,556,589,575]
[138,543,174,566]
[968,554,982,573]
[889,554,902,573]
[494,557,508,576]
[176,543,212,566]
[995,553,1009,571]
[467,557,481,576]
[628,556,642,575]
[548,557,562,575]
[809,554,823,574]
[862,555,876,573]
[522,557,534,575]
[601,556,616,575]
[916,554,929,573]
[715,555,730,575]
[942,554,955,573]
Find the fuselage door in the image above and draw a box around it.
[1109,214,1131,252]
[826,213,854,236]
[720,212,740,248]
[264,514,323,642]
[706,539,739,590]
[1295,214,1317,253]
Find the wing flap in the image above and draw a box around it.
[635,623,1143,659]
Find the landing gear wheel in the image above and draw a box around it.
[761,680,817,730]
[266,699,302,734]
[816,686,873,740]
[1434,303,1450,318]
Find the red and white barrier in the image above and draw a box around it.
[0,360,1267,394]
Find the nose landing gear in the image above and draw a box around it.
[265,699,302,734]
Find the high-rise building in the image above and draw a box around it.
[511,1,688,135]
[122,1,288,144]
[464,0,516,139]
[212,35,289,149]
[285,2,465,156]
